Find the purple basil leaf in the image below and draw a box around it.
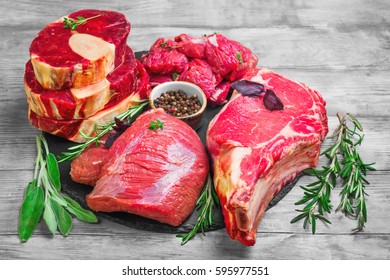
[104,133,120,148]
[263,89,284,111]
[231,80,264,97]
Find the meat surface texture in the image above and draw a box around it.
[25,47,138,120]
[29,10,130,90]
[206,68,328,246]
[28,60,151,142]
[141,33,258,106]
[71,109,209,226]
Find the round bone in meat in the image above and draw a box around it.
[25,47,138,120]
[29,9,130,90]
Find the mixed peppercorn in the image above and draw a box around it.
[153,90,202,117]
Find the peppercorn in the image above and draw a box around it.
[154,90,202,117]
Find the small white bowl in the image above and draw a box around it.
[149,81,207,130]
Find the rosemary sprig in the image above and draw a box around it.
[18,135,98,243]
[59,100,148,162]
[291,112,375,233]
[63,14,101,30]
[335,113,376,231]
[177,175,220,245]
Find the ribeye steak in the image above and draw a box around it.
[29,9,130,90]
[71,109,209,226]
[206,68,328,246]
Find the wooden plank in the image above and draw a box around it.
[1,232,388,259]
[1,25,389,78]
[0,0,389,30]
[1,170,388,236]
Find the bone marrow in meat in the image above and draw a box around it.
[28,60,151,142]
[29,10,130,90]
[25,47,138,120]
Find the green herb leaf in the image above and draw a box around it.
[236,51,244,65]
[292,112,375,233]
[172,72,179,80]
[46,153,61,191]
[25,179,37,198]
[43,200,57,235]
[148,119,164,130]
[63,14,101,31]
[18,186,45,242]
[51,198,73,236]
[63,196,98,223]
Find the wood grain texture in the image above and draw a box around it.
[0,0,389,260]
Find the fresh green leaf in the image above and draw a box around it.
[293,112,374,234]
[63,14,101,30]
[18,187,45,242]
[25,179,37,198]
[62,196,98,223]
[347,113,363,132]
[172,72,179,80]
[46,153,61,191]
[148,119,164,130]
[50,199,73,236]
[290,212,308,224]
[43,200,57,235]
[236,51,244,65]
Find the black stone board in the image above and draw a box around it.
[45,51,297,234]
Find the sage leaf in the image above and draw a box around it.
[25,179,37,198]
[63,196,98,223]
[231,80,264,97]
[51,198,73,236]
[43,200,57,235]
[46,153,61,191]
[18,186,44,243]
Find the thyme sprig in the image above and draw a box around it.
[148,119,164,130]
[177,175,220,245]
[291,113,375,233]
[63,14,101,30]
[59,100,148,162]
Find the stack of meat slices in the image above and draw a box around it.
[25,9,151,142]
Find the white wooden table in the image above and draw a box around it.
[0,0,389,259]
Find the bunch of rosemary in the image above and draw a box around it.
[291,113,375,233]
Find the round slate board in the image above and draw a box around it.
[45,51,298,234]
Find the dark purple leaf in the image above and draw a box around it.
[231,80,264,97]
[263,89,284,111]
[104,133,120,148]
[105,118,132,148]
[112,118,132,133]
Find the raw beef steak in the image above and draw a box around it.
[29,9,130,90]
[140,38,188,75]
[204,33,258,81]
[25,47,138,120]
[174,34,206,59]
[28,61,151,142]
[206,68,328,246]
[72,109,209,227]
